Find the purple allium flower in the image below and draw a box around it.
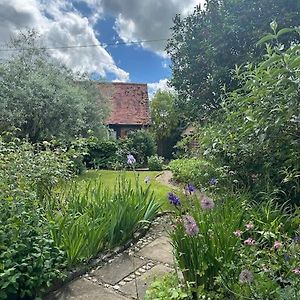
[244,238,256,246]
[293,235,300,243]
[283,253,291,261]
[239,269,254,284]
[245,222,254,230]
[144,176,151,184]
[292,268,300,275]
[274,240,283,250]
[183,215,199,236]
[234,230,242,237]
[209,177,218,186]
[186,183,195,194]
[168,192,181,206]
[200,196,215,210]
[127,154,136,165]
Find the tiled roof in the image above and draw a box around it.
[96,82,150,125]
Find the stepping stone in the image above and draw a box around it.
[92,253,146,285]
[119,264,173,299]
[136,236,174,265]
[45,278,129,300]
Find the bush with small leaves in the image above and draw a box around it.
[148,155,164,171]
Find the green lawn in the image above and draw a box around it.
[76,170,174,210]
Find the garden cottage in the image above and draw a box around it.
[97,82,151,139]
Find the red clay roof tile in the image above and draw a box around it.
[96,82,150,125]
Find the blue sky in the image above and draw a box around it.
[94,16,171,83]
[0,0,200,95]
[72,0,172,85]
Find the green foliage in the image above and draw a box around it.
[150,90,181,158]
[148,155,164,171]
[0,31,108,142]
[166,19,300,300]
[168,190,300,299]
[198,26,300,204]
[0,134,74,298]
[169,158,230,192]
[150,90,179,140]
[279,286,300,300]
[145,274,188,300]
[0,197,65,299]
[83,138,118,169]
[0,134,72,202]
[68,131,157,171]
[221,204,300,299]
[76,170,173,210]
[127,130,157,166]
[48,176,160,266]
[174,133,200,158]
[166,0,300,120]
[170,194,246,297]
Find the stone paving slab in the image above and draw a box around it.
[119,264,173,299]
[92,253,146,285]
[136,236,174,265]
[46,213,175,300]
[45,278,129,300]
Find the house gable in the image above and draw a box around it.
[96,82,151,126]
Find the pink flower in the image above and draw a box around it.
[245,222,254,230]
[234,230,242,237]
[292,268,300,275]
[244,238,256,245]
[183,215,199,236]
[273,240,283,250]
[239,269,253,284]
[200,196,215,210]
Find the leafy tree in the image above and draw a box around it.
[0,31,108,142]
[150,90,179,140]
[150,90,181,158]
[166,0,300,121]
[200,26,300,204]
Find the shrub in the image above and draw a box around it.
[197,26,300,204]
[83,138,118,169]
[148,155,164,171]
[127,130,157,166]
[0,135,72,202]
[0,197,65,299]
[169,158,232,192]
[0,135,73,298]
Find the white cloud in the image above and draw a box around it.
[0,0,129,81]
[148,78,175,99]
[99,0,205,56]
[0,0,207,81]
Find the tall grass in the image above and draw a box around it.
[47,176,160,266]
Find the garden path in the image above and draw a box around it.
[156,170,180,190]
[46,171,177,300]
